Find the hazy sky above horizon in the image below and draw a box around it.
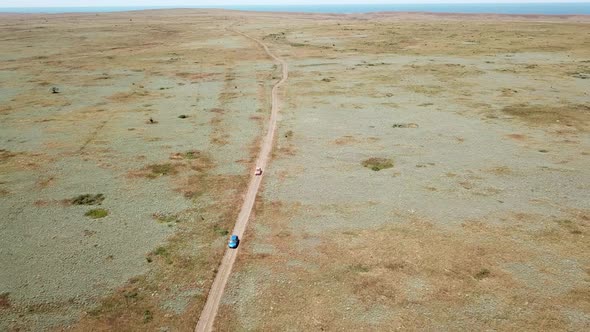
[1,0,589,8]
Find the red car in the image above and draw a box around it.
[255,167,263,176]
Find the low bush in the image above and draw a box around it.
[85,208,109,219]
[362,158,394,171]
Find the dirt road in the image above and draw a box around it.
[194,28,288,332]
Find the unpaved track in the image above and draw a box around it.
[194,28,288,332]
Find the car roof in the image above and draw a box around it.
[231,235,238,239]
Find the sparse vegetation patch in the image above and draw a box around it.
[502,103,590,131]
[214,224,229,236]
[349,263,370,273]
[71,194,105,205]
[474,268,491,280]
[147,163,178,178]
[153,246,168,256]
[152,212,180,224]
[85,208,109,219]
[362,157,394,171]
[392,123,419,128]
[0,292,10,309]
[0,149,18,162]
[555,219,584,235]
[143,310,153,323]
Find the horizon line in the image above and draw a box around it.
[3,2,590,8]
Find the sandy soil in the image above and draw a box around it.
[1,9,589,332]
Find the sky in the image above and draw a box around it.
[1,0,588,7]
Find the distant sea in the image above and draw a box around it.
[1,3,589,15]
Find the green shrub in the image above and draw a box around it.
[153,246,168,257]
[85,208,108,219]
[214,224,229,236]
[349,263,370,273]
[152,212,180,224]
[362,158,394,171]
[71,194,105,205]
[474,268,491,280]
[147,163,178,178]
[143,310,153,323]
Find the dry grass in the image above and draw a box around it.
[502,103,590,132]
[0,149,18,162]
[214,15,590,329]
[290,19,590,57]
[128,163,183,179]
[0,293,10,309]
[486,166,512,176]
[406,84,444,96]
[219,203,590,330]
[169,150,214,173]
[402,63,484,79]
[332,135,379,146]
[147,163,180,178]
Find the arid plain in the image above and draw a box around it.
[1,9,589,331]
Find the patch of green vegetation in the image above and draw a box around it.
[384,262,407,271]
[148,246,172,264]
[71,193,105,205]
[85,208,109,219]
[392,123,419,128]
[143,310,153,323]
[184,150,199,159]
[406,84,443,96]
[362,158,394,171]
[147,163,178,178]
[264,32,286,41]
[123,291,138,301]
[502,103,590,130]
[556,219,583,235]
[284,130,294,138]
[349,263,370,273]
[214,224,229,236]
[153,246,168,257]
[178,114,188,119]
[152,212,180,224]
[474,268,491,280]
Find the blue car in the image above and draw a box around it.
[228,235,240,249]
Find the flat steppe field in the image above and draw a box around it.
[0,9,589,331]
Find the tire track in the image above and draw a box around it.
[194,27,288,332]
